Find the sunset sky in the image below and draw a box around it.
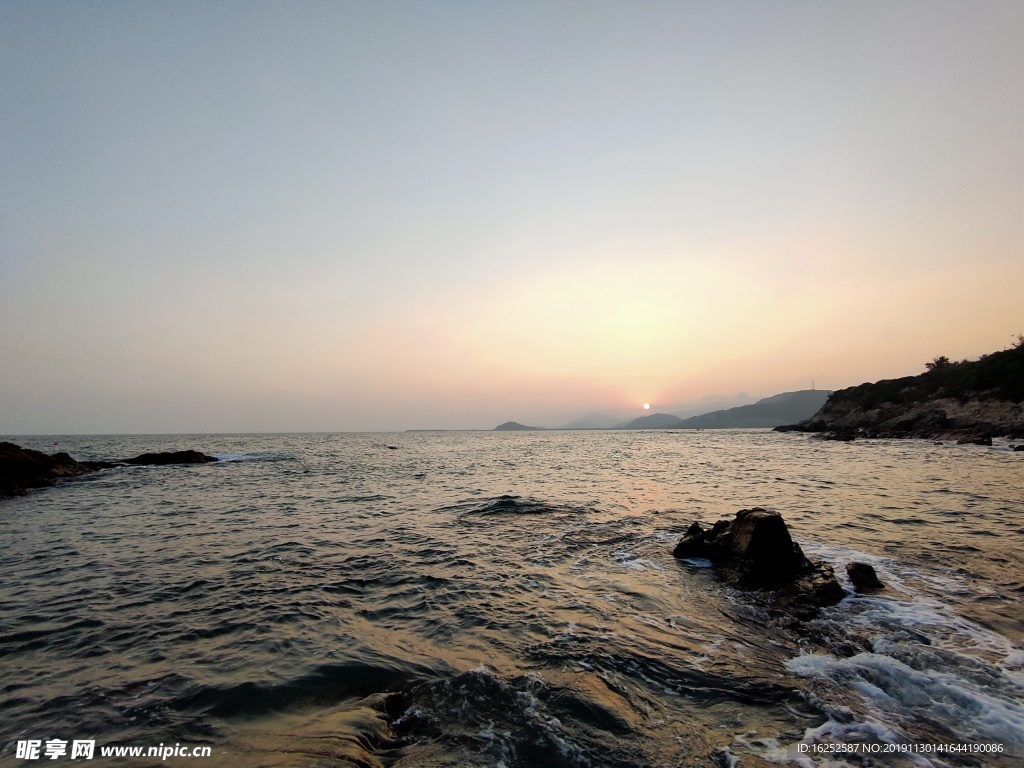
[2,2,1023,433]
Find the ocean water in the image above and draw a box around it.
[1,430,1022,767]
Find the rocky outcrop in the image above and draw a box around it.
[1,442,100,498]
[1,442,218,499]
[775,343,1024,441]
[846,562,884,592]
[778,398,1022,441]
[121,450,219,465]
[673,508,845,619]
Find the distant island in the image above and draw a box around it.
[621,390,830,430]
[776,340,1024,441]
[493,421,544,431]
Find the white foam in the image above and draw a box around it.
[783,718,934,767]
[776,541,1024,763]
[611,549,663,572]
[677,557,713,569]
[787,651,1024,747]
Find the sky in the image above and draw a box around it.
[2,1,1023,433]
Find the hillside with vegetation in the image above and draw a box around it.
[776,339,1024,440]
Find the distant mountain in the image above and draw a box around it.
[558,394,757,430]
[558,412,624,430]
[621,390,830,429]
[677,390,831,428]
[620,412,690,429]
[494,421,544,431]
[659,393,757,420]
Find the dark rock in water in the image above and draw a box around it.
[821,430,856,442]
[709,508,808,586]
[2,442,218,499]
[846,562,884,592]
[0,442,97,498]
[121,450,219,465]
[672,508,844,619]
[773,419,828,433]
[956,434,992,446]
[671,522,707,559]
[1015,445,1024,452]
[777,563,847,621]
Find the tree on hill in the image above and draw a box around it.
[925,355,951,371]
[830,340,1024,409]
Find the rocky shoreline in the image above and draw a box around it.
[0,442,218,500]
[774,398,1024,443]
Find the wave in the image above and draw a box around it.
[783,582,1024,759]
[209,451,295,463]
[171,659,435,719]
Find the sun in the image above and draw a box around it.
[643,403,650,410]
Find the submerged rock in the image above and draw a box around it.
[821,430,856,442]
[223,692,402,768]
[673,508,844,619]
[956,434,993,446]
[846,562,884,592]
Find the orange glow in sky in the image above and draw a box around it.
[2,3,1023,432]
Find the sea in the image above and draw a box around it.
[1,430,1022,767]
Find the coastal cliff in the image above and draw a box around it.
[776,341,1024,440]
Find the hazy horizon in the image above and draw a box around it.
[3,2,1023,434]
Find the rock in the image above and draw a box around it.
[708,508,808,586]
[846,562,884,592]
[671,522,707,559]
[1015,445,1024,452]
[773,420,827,434]
[0,442,97,499]
[672,508,845,619]
[120,450,219,465]
[777,563,848,620]
[956,434,992,446]
[2,442,219,499]
[822,430,856,441]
